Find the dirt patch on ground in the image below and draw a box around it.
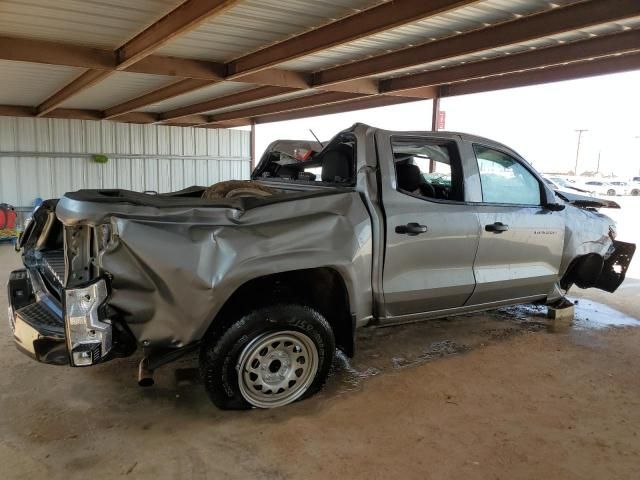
[2,244,640,479]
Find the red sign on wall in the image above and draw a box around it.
[437,111,446,130]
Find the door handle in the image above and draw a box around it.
[485,222,509,233]
[395,222,428,236]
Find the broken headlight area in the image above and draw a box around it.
[64,279,112,366]
[595,240,636,293]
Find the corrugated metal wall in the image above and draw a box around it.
[0,117,251,207]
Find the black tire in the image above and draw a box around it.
[607,189,616,196]
[631,189,640,196]
[200,304,335,410]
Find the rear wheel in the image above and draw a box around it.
[607,189,616,196]
[631,189,640,196]
[200,304,335,409]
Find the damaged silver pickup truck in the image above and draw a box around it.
[8,123,635,409]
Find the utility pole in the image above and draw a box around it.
[596,150,601,174]
[574,129,588,175]
[634,136,640,175]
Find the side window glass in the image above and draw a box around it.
[391,138,464,202]
[473,145,541,205]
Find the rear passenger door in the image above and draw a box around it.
[377,132,481,319]
[465,144,565,305]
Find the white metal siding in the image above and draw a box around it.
[0,117,251,207]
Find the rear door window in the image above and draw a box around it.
[391,138,464,202]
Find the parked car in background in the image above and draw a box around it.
[542,176,591,194]
[609,181,631,195]
[582,180,622,196]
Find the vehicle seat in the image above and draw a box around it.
[396,162,435,197]
[277,165,298,179]
[321,146,352,183]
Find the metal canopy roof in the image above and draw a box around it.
[0,0,639,128]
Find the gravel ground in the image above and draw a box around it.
[1,197,639,480]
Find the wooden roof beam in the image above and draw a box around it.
[313,0,640,86]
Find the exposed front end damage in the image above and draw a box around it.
[595,240,636,292]
[558,199,635,295]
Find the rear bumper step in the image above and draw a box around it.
[7,268,114,366]
[8,269,67,364]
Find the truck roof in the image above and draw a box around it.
[348,123,524,161]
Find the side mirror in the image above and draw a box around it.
[545,202,565,212]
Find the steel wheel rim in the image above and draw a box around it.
[237,330,319,408]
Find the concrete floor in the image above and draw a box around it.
[1,198,640,479]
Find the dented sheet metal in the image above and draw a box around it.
[558,204,615,278]
[56,190,373,347]
[555,190,621,209]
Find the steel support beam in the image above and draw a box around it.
[250,120,257,171]
[36,70,112,116]
[103,79,214,119]
[313,0,640,86]
[204,91,367,124]
[252,95,422,125]
[382,30,640,93]
[116,0,239,70]
[0,35,227,80]
[439,52,640,97]
[34,0,242,116]
[159,86,299,122]
[227,0,477,78]
[429,94,441,172]
[0,105,206,125]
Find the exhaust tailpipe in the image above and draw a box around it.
[138,357,155,387]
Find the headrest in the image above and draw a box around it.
[396,162,421,192]
[321,146,352,183]
[277,165,298,179]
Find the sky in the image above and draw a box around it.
[250,70,640,178]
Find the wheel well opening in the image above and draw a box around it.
[561,253,604,290]
[211,268,354,357]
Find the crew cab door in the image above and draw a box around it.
[464,143,565,305]
[376,131,480,319]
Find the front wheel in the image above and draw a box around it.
[631,189,639,196]
[200,304,335,409]
[607,189,616,196]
